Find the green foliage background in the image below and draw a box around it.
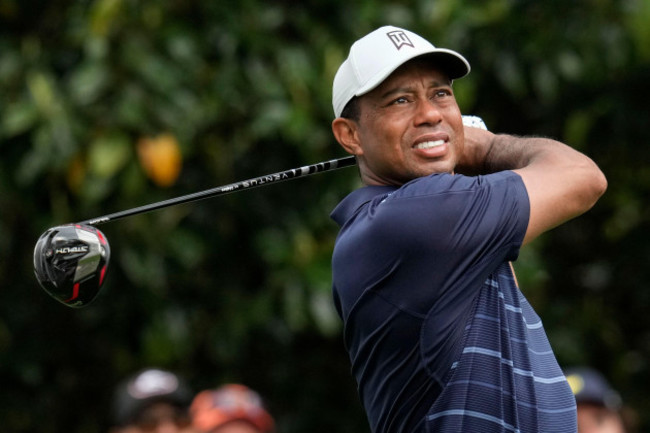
[1,0,649,432]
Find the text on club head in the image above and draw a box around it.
[55,246,89,255]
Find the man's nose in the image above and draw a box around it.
[412,99,443,126]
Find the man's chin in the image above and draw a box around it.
[418,161,456,177]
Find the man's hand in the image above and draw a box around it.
[455,124,496,176]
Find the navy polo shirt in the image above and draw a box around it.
[331,171,576,433]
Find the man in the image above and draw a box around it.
[329,25,607,433]
[565,367,628,433]
[110,368,196,433]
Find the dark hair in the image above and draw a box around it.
[340,96,360,121]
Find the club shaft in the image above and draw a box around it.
[78,156,357,226]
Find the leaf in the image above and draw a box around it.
[1,99,39,137]
[67,61,111,105]
[89,0,124,37]
[88,132,132,178]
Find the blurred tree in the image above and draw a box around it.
[1,0,649,432]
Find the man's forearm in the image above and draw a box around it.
[484,135,564,173]
[457,125,607,244]
[457,127,586,175]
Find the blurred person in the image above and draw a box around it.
[190,384,274,433]
[565,367,627,433]
[110,367,196,433]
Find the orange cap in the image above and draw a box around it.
[191,384,274,433]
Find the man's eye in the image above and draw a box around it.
[392,97,409,104]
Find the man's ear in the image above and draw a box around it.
[332,118,363,156]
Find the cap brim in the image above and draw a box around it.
[355,49,470,98]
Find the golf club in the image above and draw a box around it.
[33,115,487,308]
[34,156,357,308]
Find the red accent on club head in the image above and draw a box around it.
[99,265,107,285]
[97,231,107,245]
[65,282,80,303]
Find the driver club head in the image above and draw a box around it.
[34,224,110,308]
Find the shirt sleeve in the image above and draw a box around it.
[363,170,529,316]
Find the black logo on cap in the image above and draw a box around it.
[387,31,414,50]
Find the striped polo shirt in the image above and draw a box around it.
[331,171,577,433]
[426,263,577,431]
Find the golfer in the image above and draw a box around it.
[329,26,607,433]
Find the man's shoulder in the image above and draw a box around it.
[330,185,396,226]
[383,172,525,209]
[331,170,526,227]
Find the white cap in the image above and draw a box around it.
[332,26,470,118]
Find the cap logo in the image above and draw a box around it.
[386,30,414,50]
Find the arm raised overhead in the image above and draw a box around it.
[457,126,607,245]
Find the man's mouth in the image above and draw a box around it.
[414,140,445,150]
